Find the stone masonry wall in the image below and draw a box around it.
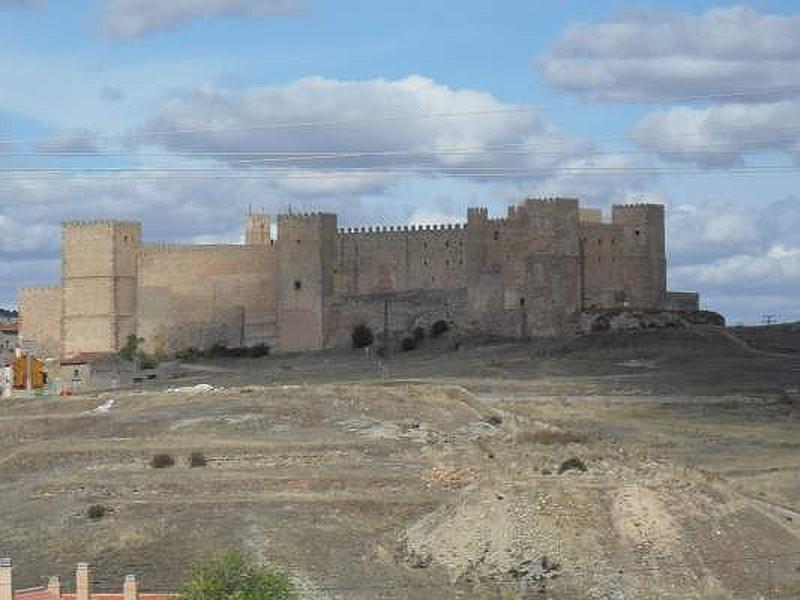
[18,286,62,358]
[138,243,278,355]
[62,221,140,357]
[327,288,467,349]
[334,225,467,296]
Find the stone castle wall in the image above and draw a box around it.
[138,243,279,355]
[18,199,676,359]
[334,224,467,296]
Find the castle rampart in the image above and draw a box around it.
[18,197,685,359]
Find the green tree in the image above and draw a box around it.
[119,334,145,362]
[179,550,296,600]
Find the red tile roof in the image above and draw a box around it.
[60,594,176,600]
[60,352,116,366]
[14,587,50,600]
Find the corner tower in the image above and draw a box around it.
[276,212,337,352]
[612,204,666,308]
[61,220,141,357]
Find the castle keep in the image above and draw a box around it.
[19,198,689,359]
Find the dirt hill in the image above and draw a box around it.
[1,328,798,599]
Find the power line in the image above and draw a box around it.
[3,83,800,147]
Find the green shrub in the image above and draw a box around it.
[86,504,107,520]
[400,337,417,352]
[351,324,374,349]
[558,457,587,474]
[189,452,207,468]
[179,549,296,600]
[150,453,175,469]
[431,320,450,337]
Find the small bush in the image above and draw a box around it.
[351,324,374,349]
[179,549,296,600]
[431,320,450,337]
[413,326,426,341]
[86,504,107,520]
[400,337,418,352]
[150,453,175,469]
[189,452,207,468]
[558,457,587,474]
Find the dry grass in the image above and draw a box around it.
[515,428,590,445]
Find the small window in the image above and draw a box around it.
[445,259,450,266]
[297,239,301,244]
[598,239,602,246]
[611,238,616,245]
[519,298,526,307]
[294,280,302,291]
[493,231,500,241]
[635,230,640,236]
[445,241,450,248]
[424,242,428,249]
[123,235,129,242]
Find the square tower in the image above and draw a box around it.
[276,212,337,352]
[61,220,141,357]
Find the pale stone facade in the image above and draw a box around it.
[19,198,687,358]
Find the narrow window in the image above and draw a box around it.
[294,280,302,291]
[493,231,500,241]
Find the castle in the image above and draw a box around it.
[19,198,694,359]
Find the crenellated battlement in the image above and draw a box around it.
[337,222,466,236]
[277,211,336,222]
[140,242,276,255]
[613,203,663,209]
[19,286,61,294]
[524,196,579,204]
[63,219,141,228]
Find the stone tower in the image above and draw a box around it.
[276,212,337,352]
[245,213,271,245]
[61,221,141,357]
[612,204,666,308]
[465,199,581,337]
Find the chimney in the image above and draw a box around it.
[75,564,90,600]
[0,558,11,600]
[47,577,61,600]
[122,576,137,600]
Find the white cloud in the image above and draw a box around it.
[138,75,591,182]
[538,6,800,102]
[632,100,800,167]
[101,0,305,40]
[672,245,800,288]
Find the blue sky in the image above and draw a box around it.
[2,0,800,324]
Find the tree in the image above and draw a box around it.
[351,324,374,349]
[119,334,145,362]
[179,550,296,600]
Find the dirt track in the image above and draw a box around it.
[1,327,799,599]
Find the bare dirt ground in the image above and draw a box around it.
[1,326,799,599]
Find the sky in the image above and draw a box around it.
[1,0,800,324]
